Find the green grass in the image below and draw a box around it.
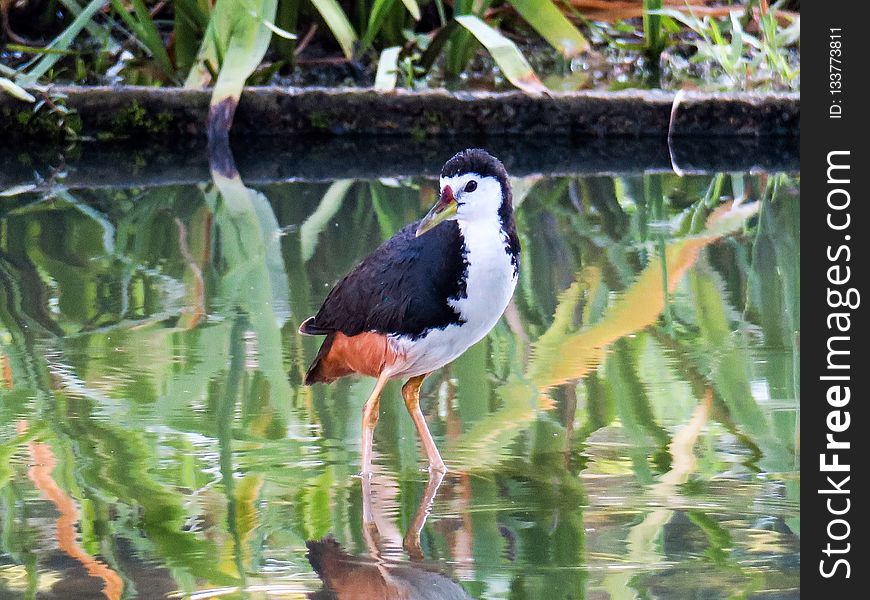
[1,1,800,133]
[654,3,800,90]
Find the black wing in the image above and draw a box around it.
[301,221,467,339]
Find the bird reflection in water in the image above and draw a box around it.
[306,470,472,600]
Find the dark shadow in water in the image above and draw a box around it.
[307,471,472,600]
[1,135,798,191]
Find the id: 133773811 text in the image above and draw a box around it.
[828,28,843,119]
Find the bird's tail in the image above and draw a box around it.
[305,333,331,385]
[299,316,330,335]
[300,316,343,385]
[303,329,395,385]
[304,333,349,385]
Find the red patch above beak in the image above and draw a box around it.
[416,184,458,237]
[436,185,455,211]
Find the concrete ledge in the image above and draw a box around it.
[3,86,799,141]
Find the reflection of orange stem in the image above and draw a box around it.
[175,217,206,329]
[25,429,122,600]
[445,378,461,440]
[503,300,530,347]
[533,200,759,391]
[202,211,213,265]
[450,474,475,579]
[531,237,708,390]
[658,387,712,487]
[1,353,11,388]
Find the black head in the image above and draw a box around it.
[442,149,510,209]
[415,149,512,233]
[416,149,516,237]
[441,149,508,181]
[415,148,519,269]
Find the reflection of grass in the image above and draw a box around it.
[0,172,799,598]
[26,432,123,600]
[448,198,760,474]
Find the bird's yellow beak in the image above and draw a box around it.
[416,185,457,237]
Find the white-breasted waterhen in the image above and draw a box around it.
[300,149,520,474]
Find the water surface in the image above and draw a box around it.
[0,146,799,599]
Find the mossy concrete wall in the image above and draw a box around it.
[3,86,799,142]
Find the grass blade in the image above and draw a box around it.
[261,18,296,39]
[309,0,358,59]
[273,0,301,62]
[400,0,421,20]
[509,0,589,58]
[374,46,401,91]
[361,0,418,51]
[16,0,104,86]
[174,0,211,30]
[446,0,476,76]
[174,0,211,73]
[361,0,398,51]
[109,0,175,79]
[185,13,223,88]
[207,0,279,140]
[643,0,664,54]
[419,19,458,71]
[454,15,546,94]
[301,181,353,262]
[0,78,36,102]
[58,0,123,53]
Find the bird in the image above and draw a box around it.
[299,149,520,475]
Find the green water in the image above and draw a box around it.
[0,156,799,599]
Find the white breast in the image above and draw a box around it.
[387,217,517,379]
[448,217,517,335]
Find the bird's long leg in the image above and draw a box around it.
[402,374,446,473]
[361,372,389,476]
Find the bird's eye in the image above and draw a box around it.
[464,180,477,193]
